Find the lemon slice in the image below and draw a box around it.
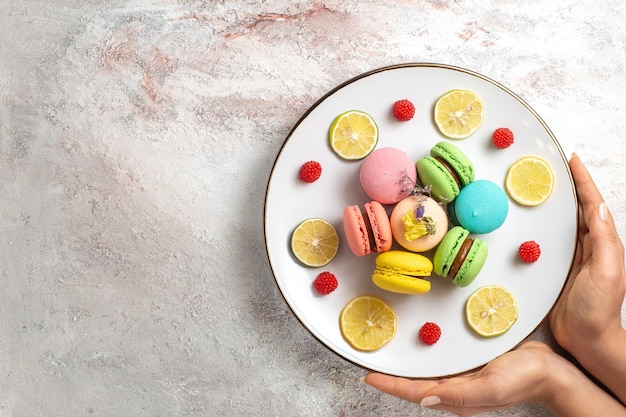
[329,110,378,160]
[434,89,484,139]
[466,285,518,337]
[339,295,396,351]
[505,156,554,206]
[290,218,339,267]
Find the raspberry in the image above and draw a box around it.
[519,240,541,263]
[492,127,514,149]
[392,99,415,121]
[299,161,322,183]
[419,322,441,345]
[313,272,338,295]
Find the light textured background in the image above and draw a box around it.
[1,1,625,416]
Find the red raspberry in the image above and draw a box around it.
[519,241,541,263]
[392,99,415,121]
[492,127,514,149]
[299,161,322,183]
[313,272,338,295]
[419,322,441,345]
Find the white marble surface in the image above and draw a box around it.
[2,1,626,416]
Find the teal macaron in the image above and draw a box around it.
[433,226,488,287]
[416,141,475,203]
[453,179,509,234]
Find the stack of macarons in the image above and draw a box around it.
[342,141,509,294]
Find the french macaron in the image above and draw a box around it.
[372,250,433,294]
[416,141,474,203]
[390,195,449,253]
[453,180,509,234]
[342,201,392,257]
[433,226,488,287]
[360,147,417,204]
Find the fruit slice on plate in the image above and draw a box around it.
[434,89,484,139]
[505,156,554,206]
[329,110,378,160]
[466,285,518,337]
[291,218,339,267]
[340,295,396,351]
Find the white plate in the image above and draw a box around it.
[264,63,577,378]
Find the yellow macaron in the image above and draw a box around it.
[372,250,433,294]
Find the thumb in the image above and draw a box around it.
[588,202,624,275]
[421,376,498,409]
[570,155,625,281]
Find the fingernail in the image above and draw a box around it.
[420,395,441,407]
[598,202,608,222]
[359,376,369,385]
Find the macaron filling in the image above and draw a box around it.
[433,156,462,188]
[362,208,378,252]
[447,237,474,280]
[430,141,475,187]
[374,268,428,282]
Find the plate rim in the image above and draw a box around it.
[263,62,578,378]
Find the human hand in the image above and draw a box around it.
[364,341,557,417]
[364,339,626,417]
[549,154,626,356]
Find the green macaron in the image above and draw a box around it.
[433,226,488,287]
[416,141,475,203]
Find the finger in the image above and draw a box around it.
[569,155,624,272]
[423,376,500,409]
[517,340,553,352]
[569,154,614,231]
[569,154,604,213]
[562,237,583,294]
[576,204,589,257]
[363,373,438,404]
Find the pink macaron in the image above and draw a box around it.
[343,201,392,257]
[360,147,417,204]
